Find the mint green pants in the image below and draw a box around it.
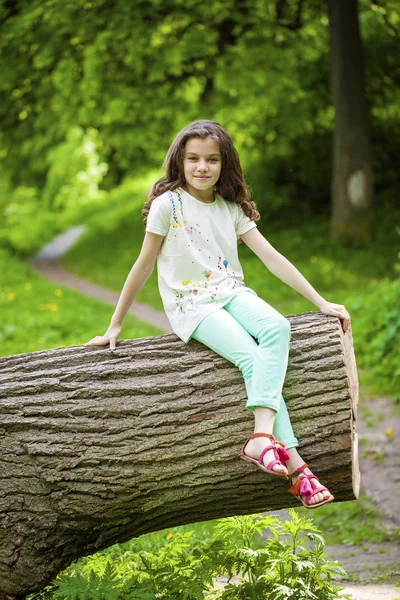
[190,291,299,449]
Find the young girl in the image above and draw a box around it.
[83,120,351,509]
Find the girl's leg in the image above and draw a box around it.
[223,293,297,450]
[192,292,332,505]
[191,303,295,476]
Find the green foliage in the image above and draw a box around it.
[42,126,108,214]
[27,511,351,600]
[208,511,351,599]
[346,228,400,403]
[0,125,108,255]
[360,0,400,196]
[78,169,162,234]
[0,182,58,254]
[350,276,400,402]
[1,0,399,252]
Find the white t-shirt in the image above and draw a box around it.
[145,186,258,343]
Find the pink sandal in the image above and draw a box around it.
[288,463,334,509]
[240,433,290,479]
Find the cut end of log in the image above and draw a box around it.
[352,431,361,499]
[340,321,359,422]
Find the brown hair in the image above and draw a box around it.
[142,120,260,240]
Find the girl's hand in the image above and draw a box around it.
[82,324,121,351]
[318,300,351,333]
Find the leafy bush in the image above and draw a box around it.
[41,126,108,215]
[207,512,350,599]
[0,181,60,255]
[0,126,108,256]
[28,510,351,600]
[348,274,400,402]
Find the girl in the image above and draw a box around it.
[83,120,351,509]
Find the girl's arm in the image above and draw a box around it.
[83,232,165,349]
[241,228,350,332]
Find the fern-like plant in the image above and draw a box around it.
[27,510,352,600]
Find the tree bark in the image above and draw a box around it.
[0,311,359,599]
[326,0,374,245]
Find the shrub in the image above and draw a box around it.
[28,510,351,600]
[350,275,400,403]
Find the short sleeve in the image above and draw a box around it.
[235,204,257,236]
[145,195,171,236]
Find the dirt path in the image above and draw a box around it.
[355,396,400,524]
[339,583,399,599]
[28,226,173,334]
[332,394,400,595]
[29,227,400,599]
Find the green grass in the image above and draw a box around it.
[296,493,400,546]
[0,249,164,358]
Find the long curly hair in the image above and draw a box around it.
[142,120,260,240]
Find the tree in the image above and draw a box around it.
[0,311,359,598]
[326,0,374,244]
[0,2,385,221]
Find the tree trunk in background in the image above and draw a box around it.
[326,0,373,245]
[0,312,359,599]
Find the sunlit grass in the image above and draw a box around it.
[0,249,164,358]
[296,493,400,546]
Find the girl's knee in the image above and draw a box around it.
[259,316,291,342]
[239,355,254,379]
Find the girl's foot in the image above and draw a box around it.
[240,433,289,478]
[288,463,334,508]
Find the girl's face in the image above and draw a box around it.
[183,137,222,195]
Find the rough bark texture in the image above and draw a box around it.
[326,0,374,244]
[0,311,359,599]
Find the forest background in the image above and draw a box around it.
[1,0,400,597]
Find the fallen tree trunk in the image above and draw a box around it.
[0,311,359,599]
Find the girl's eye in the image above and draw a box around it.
[187,157,219,162]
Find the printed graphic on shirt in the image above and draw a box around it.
[172,289,195,313]
[168,189,187,229]
[172,251,246,314]
[168,190,206,254]
[216,252,244,287]
[185,224,201,236]
[181,272,217,307]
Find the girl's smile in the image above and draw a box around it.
[183,137,221,202]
